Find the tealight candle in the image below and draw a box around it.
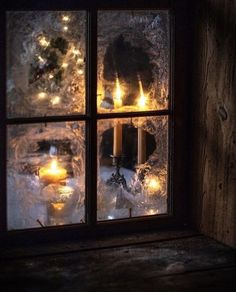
[51,202,65,211]
[137,78,147,164]
[113,76,123,157]
[113,77,123,109]
[39,159,67,184]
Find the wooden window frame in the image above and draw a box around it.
[0,0,192,245]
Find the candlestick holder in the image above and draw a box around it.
[106,155,128,191]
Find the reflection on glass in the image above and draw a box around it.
[7,122,85,230]
[97,116,168,221]
[97,11,169,113]
[7,11,86,118]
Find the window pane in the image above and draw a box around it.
[7,11,86,118]
[7,122,85,229]
[97,116,168,221]
[97,11,169,113]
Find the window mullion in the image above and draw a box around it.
[86,9,97,226]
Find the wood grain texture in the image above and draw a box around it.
[0,235,235,291]
[191,0,236,247]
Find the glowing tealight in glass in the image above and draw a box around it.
[145,175,161,194]
[51,202,65,211]
[39,159,67,184]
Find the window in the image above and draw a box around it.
[0,1,190,241]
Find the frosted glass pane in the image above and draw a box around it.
[97,116,168,221]
[7,11,86,118]
[7,122,85,230]
[97,11,169,113]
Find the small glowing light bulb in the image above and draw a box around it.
[51,96,61,105]
[145,175,161,194]
[38,36,49,47]
[73,49,80,55]
[38,56,45,64]
[49,74,54,79]
[62,15,70,22]
[62,62,68,68]
[38,92,47,99]
[76,58,83,64]
[77,69,83,75]
[63,26,68,32]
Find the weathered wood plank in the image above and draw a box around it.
[0,229,198,260]
[191,0,236,247]
[0,236,235,291]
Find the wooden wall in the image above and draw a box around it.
[191,0,236,247]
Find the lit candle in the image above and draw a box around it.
[137,78,147,109]
[39,159,67,184]
[137,127,146,164]
[113,76,123,157]
[137,78,147,164]
[113,76,123,109]
[113,121,122,157]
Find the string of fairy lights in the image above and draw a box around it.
[30,13,85,110]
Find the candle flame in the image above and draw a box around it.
[114,77,123,108]
[50,159,58,172]
[39,158,67,184]
[137,79,147,108]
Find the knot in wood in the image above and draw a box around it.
[218,105,228,121]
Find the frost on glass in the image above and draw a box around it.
[7,11,86,118]
[97,116,168,221]
[7,122,85,230]
[97,11,169,113]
